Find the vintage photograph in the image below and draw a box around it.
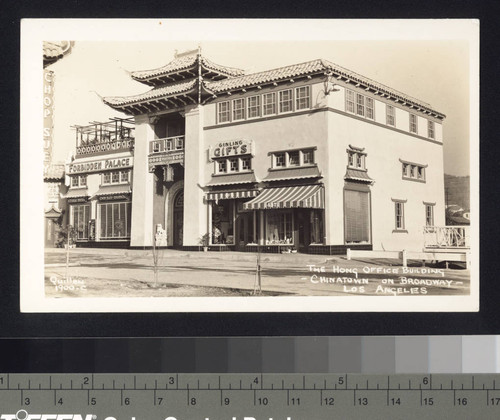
[21,20,479,312]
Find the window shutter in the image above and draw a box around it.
[345,190,370,243]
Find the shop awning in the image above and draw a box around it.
[206,189,259,201]
[243,185,324,210]
[206,172,257,186]
[344,168,374,183]
[63,188,89,199]
[93,184,132,197]
[263,166,321,182]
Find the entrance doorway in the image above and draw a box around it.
[235,212,255,250]
[173,191,184,247]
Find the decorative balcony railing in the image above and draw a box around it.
[148,136,185,172]
[76,138,134,156]
[423,226,470,249]
[150,135,185,154]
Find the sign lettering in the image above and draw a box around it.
[69,157,133,174]
[210,139,252,160]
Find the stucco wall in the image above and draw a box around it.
[327,109,445,251]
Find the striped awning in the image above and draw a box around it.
[206,190,259,201]
[94,184,131,197]
[243,185,324,210]
[63,188,89,199]
[344,168,374,183]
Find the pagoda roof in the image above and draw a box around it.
[131,54,244,86]
[44,163,65,181]
[43,41,73,68]
[103,79,199,111]
[103,57,445,119]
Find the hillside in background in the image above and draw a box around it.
[444,174,470,211]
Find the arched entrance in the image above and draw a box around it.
[173,190,184,247]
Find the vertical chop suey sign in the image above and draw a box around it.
[209,139,253,160]
[43,70,54,167]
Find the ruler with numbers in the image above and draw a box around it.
[2,373,500,420]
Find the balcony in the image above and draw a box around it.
[423,226,470,249]
[148,136,185,171]
[73,117,135,157]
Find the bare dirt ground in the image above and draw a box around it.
[44,248,470,298]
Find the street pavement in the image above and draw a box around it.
[44,248,470,297]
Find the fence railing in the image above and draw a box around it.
[76,138,134,156]
[423,226,470,249]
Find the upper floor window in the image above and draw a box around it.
[394,200,405,231]
[428,120,435,139]
[279,89,293,113]
[218,160,227,173]
[288,151,300,166]
[346,90,374,120]
[214,156,253,174]
[271,148,315,169]
[425,203,435,226]
[409,114,418,134]
[356,93,365,117]
[303,149,314,164]
[345,90,355,113]
[232,98,245,121]
[103,170,131,185]
[295,86,310,110]
[248,95,261,119]
[241,156,251,170]
[263,92,276,116]
[71,175,87,188]
[217,101,230,123]
[366,97,374,120]
[229,157,239,172]
[401,160,426,182]
[275,152,286,167]
[386,105,395,126]
[347,149,366,170]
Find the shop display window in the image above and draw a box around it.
[310,209,324,244]
[71,204,90,240]
[211,201,234,244]
[266,210,293,245]
[99,202,131,239]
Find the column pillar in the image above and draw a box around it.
[183,105,208,246]
[130,114,155,247]
[259,210,265,246]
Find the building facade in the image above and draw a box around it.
[67,49,446,253]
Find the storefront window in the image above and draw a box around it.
[266,210,293,245]
[71,204,90,240]
[99,202,131,239]
[310,209,324,244]
[211,201,234,244]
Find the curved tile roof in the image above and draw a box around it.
[206,59,326,93]
[206,58,440,115]
[103,79,197,106]
[105,56,443,118]
[43,163,65,180]
[131,54,244,81]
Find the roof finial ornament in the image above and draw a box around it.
[90,90,103,100]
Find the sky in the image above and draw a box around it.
[47,39,472,176]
